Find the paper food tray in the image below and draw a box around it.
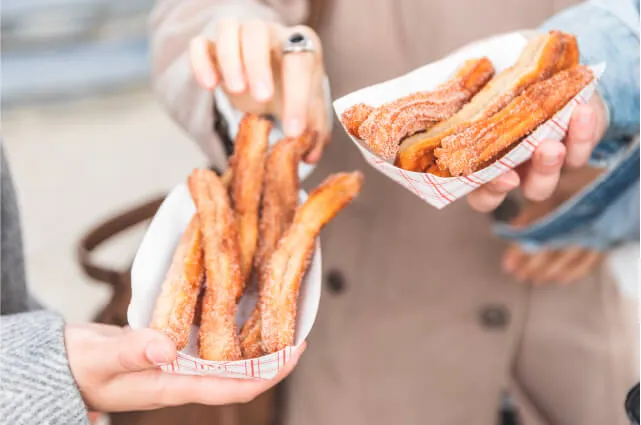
[128,183,321,379]
[333,32,605,209]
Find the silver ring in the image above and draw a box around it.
[282,32,315,54]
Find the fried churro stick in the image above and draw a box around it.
[221,167,233,188]
[340,103,375,138]
[150,216,204,350]
[239,308,263,358]
[396,31,578,172]
[239,132,313,358]
[436,65,594,176]
[261,172,364,353]
[188,169,242,361]
[254,133,314,277]
[425,163,451,178]
[355,57,494,160]
[230,114,272,289]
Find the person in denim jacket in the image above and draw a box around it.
[493,0,640,283]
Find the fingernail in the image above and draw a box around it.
[541,150,563,167]
[203,72,216,90]
[304,150,320,164]
[145,342,174,365]
[573,107,596,140]
[504,173,520,188]
[253,82,272,102]
[576,106,595,126]
[493,172,518,190]
[227,77,245,93]
[286,119,303,137]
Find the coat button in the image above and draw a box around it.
[326,269,346,295]
[479,304,510,329]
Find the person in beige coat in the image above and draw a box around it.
[150,1,639,424]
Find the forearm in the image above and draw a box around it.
[150,0,305,168]
[540,0,640,142]
[0,311,88,425]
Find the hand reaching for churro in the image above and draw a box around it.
[189,23,330,164]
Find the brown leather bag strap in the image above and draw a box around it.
[77,196,165,287]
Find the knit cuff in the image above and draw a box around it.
[0,311,89,425]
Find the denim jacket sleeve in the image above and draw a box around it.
[493,0,640,251]
[542,0,640,152]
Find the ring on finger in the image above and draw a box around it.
[282,32,315,54]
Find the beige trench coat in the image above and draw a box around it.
[150,1,638,424]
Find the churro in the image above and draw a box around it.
[230,114,272,288]
[149,216,204,350]
[188,169,242,361]
[261,172,363,353]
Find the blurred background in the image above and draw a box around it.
[2,0,205,324]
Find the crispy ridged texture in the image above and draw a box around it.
[149,216,204,350]
[340,103,375,138]
[188,169,242,361]
[436,65,594,175]
[355,57,494,160]
[260,172,364,353]
[239,133,313,358]
[231,114,272,290]
[396,31,579,172]
[221,167,233,188]
[239,308,263,358]
[425,163,451,177]
[254,133,313,278]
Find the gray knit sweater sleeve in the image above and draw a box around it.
[1,144,89,425]
[1,312,90,425]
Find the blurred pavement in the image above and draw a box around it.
[2,90,205,322]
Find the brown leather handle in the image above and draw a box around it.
[77,196,165,287]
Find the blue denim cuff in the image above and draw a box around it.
[494,140,640,250]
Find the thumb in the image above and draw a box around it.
[109,329,177,373]
[564,95,607,168]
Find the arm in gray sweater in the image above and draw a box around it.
[0,144,89,425]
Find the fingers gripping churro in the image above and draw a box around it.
[261,172,364,353]
[150,216,204,350]
[230,114,272,288]
[436,65,594,175]
[188,169,243,361]
[240,133,313,358]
